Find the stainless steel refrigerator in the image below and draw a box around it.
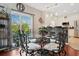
[74,20,79,37]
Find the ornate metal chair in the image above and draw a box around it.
[42,26,67,56]
[52,27,67,56]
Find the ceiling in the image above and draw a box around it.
[26,3,79,16]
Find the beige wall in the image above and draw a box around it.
[43,12,79,27]
[0,3,44,37]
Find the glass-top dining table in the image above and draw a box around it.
[19,26,68,56]
[20,38,61,56]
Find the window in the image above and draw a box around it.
[10,10,34,47]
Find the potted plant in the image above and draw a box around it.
[39,26,48,37]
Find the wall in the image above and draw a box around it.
[43,12,79,27]
[0,3,44,37]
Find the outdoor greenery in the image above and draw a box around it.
[22,23,30,34]
[11,23,30,34]
[11,24,19,33]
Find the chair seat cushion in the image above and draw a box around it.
[27,43,41,50]
[29,39,36,43]
[43,43,59,51]
[50,39,56,43]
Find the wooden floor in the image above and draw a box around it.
[0,48,20,56]
[0,45,79,56]
[65,45,79,56]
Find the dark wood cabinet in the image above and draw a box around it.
[0,6,11,51]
